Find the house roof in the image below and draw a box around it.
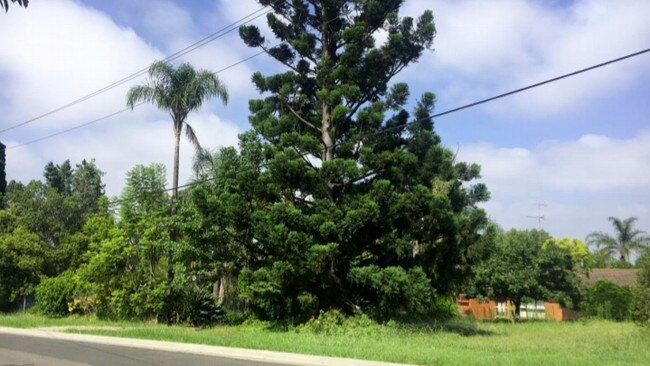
[581,268,640,287]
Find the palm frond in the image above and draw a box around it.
[184,123,202,152]
[192,147,218,177]
[126,84,156,109]
[148,61,175,86]
[586,232,617,249]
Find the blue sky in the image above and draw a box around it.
[1,0,649,243]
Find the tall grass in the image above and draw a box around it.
[1,313,649,365]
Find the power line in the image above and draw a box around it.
[107,177,215,207]
[6,106,137,150]
[6,50,266,150]
[7,45,648,163]
[0,3,276,135]
[5,9,350,149]
[431,48,650,119]
[104,47,650,206]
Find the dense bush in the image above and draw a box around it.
[632,251,650,325]
[296,310,385,336]
[348,266,436,321]
[583,280,633,321]
[35,271,77,317]
[161,284,225,327]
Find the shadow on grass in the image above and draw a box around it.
[397,318,496,337]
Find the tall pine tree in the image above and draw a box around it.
[200,0,489,321]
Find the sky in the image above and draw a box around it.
[1,0,649,243]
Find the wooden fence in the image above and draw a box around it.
[457,298,579,321]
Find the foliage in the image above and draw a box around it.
[162,283,225,327]
[2,160,105,274]
[587,217,649,263]
[3,314,648,366]
[583,280,633,321]
[26,164,169,320]
[44,160,74,195]
[296,309,383,336]
[543,237,592,273]
[1,0,28,13]
[126,60,228,200]
[203,0,491,322]
[348,265,434,320]
[35,271,78,318]
[79,164,170,320]
[0,226,44,310]
[591,250,635,269]
[471,229,582,313]
[632,251,650,325]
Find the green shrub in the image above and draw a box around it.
[222,309,247,325]
[296,310,385,336]
[584,280,633,321]
[631,286,650,325]
[348,265,435,320]
[632,251,650,325]
[35,272,77,317]
[238,263,295,321]
[161,283,225,327]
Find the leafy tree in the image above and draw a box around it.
[587,217,649,263]
[126,61,228,203]
[4,180,79,253]
[44,160,73,195]
[584,280,633,321]
[69,164,170,319]
[591,250,635,269]
[1,0,28,13]
[472,229,581,315]
[543,237,592,273]
[0,226,44,311]
[3,160,106,273]
[71,159,106,215]
[208,0,491,321]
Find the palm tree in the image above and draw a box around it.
[127,61,228,203]
[586,217,649,263]
[1,0,29,13]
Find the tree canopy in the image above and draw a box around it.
[469,229,582,314]
[187,0,493,321]
[587,217,650,263]
[126,61,228,201]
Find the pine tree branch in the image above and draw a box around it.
[285,102,319,131]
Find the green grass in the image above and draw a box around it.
[1,313,649,365]
[0,312,143,329]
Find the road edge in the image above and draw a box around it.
[0,326,412,366]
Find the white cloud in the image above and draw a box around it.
[401,0,650,117]
[0,0,243,197]
[0,0,165,131]
[140,1,195,41]
[6,109,241,197]
[458,130,650,238]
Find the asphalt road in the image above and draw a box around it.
[0,333,284,366]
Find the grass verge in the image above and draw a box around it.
[1,313,649,365]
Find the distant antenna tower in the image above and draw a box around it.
[526,215,545,229]
[526,201,547,229]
